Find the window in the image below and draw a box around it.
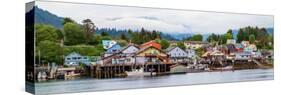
[77,57,81,59]
[67,58,71,60]
[72,57,77,60]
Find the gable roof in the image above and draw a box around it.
[119,44,139,53]
[165,47,176,52]
[105,44,121,53]
[101,44,138,60]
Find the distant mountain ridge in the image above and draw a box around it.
[26,6,63,28]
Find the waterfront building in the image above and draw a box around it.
[112,44,140,64]
[136,45,169,64]
[252,51,262,59]
[103,44,121,57]
[166,47,189,63]
[185,49,196,58]
[64,52,91,66]
[235,51,252,62]
[261,50,274,59]
[99,44,140,64]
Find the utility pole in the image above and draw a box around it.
[39,50,41,66]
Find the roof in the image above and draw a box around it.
[119,44,139,52]
[210,50,224,56]
[165,47,176,52]
[102,40,117,49]
[140,40,161,49]
[101,44,139,60]
[166,46,192,54]
[202,50,224,57]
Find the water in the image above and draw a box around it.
[35,69,273,95]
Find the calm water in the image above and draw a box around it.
[35,69,273,95]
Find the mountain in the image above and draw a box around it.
[266,28,274,35]
[167,33,192,41]
[26,6,63,28]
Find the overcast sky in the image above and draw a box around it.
[35,1,273,34]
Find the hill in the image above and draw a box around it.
[26,6,63,28]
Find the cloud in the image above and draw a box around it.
[106,17,123,21]
[36,1,274,34]
[100,16,192,34]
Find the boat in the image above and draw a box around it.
[213,66,234,71]
[125,68,153,77]
[37,71,47,81]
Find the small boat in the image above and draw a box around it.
[41,72,47,79]
[214,66,234,71]
[126,68,152,77]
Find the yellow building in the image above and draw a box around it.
[135,46,169,64]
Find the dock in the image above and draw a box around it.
[89,63,178,78]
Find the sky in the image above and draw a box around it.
[35,1,274,34]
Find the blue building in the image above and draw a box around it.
[64,52,91,66]
[103,44,122,57]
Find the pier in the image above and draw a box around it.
[89,63,178,78]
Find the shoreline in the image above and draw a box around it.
[35,67,273,83]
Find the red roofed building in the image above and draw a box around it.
[139,40,161,49]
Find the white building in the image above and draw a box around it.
[166,47,195,63]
